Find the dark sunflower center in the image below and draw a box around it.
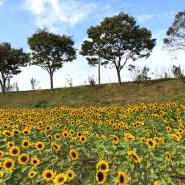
[6,162,12,168]
[68,173,72,177]
[38,144,43,148]
[53,145,59,150]
[46,173,52,178]
[58,177,64,182]
[5,132,11,136]
[97,171,104,181]
[21,156,28,162]
[23,142,29,146]
[12,149,18,154]
[81,137,85,141]
[72,152,76,158]
[101,164,106,170]
[119,175,124,183]
[149,141,153,146]
[131,154,138,161]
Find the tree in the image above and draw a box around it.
[28,28,76,91]
[80,12,156,85]
[0,42,29,94]
[30,78,39,90]
[163,11,185,55]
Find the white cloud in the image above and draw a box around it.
[136,14,155,23]
[23,0,97,31]
[23,0,47,15]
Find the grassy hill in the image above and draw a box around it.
[0,78,185,108]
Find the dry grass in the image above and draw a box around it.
[0,78,185,108]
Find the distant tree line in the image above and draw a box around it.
[0,11,184,94]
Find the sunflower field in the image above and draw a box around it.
[0,102,184,185]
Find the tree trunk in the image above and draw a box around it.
[98,58,100,85]
[49,72,54,92]
[116,68,122,85]
[0,79,6,94]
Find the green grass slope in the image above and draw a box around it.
[0,79,185,108]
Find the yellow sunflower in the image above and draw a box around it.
[54,133,61,140]
[42,169,55,182]
[66,169,75,181]
[22,139,30,148]
[70,130,75,136]
[154,181,161,185]
[51,142,61,152]
[96,160,109,172]
[28,170,37,179]
[0,171,4,178]
[18,153,29,165]
[62,130,69,138]
[0,150,5,158]
[69,149,79,160]
[77,132,82,137]
[127,150,141,163]
[124,133,135,142]
[45,125,52,131]
[47,134,53,140]
[53,173,67,185]
[12,129,20,135]
[96,170,107,184]
[36,141,45,151]
[30,157,40,166]
[22,128,31,135]
[79,135,87,143]
[112,135,119,145]
[165,152,171,162]
[7,141,15,148]
[3,158,15,171]
[3,130,13,137]
[166,126,172,132]
[118,171,126,185]
[146,138,156,149]
[9,146,20,157]
[171,133,181,142]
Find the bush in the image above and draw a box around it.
[34,99,48,108]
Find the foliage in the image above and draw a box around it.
[163,11,185,56]
[65,75,73,87]
[33,99,48,108]
[152,68,172,79]
[30,78,39,90]
[0,103,184,184]
[0,42,29,94]
[28,28,77,91]
[80,12,156,85]
[88,75,96,87]
[171,65,185,79]
[1,79,185,108]
[128,65,151,84]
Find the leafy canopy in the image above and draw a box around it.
[28,28,76,73]
[0,42,29,93]
[80,12,156,84]
[163,11,185,53]
[28,28,76,91]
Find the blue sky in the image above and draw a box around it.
[0,0,185,90]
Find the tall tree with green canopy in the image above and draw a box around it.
[163,11,185,57]
[80,12,156,85]
[0,42,29,94]
[28,28,77,91]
